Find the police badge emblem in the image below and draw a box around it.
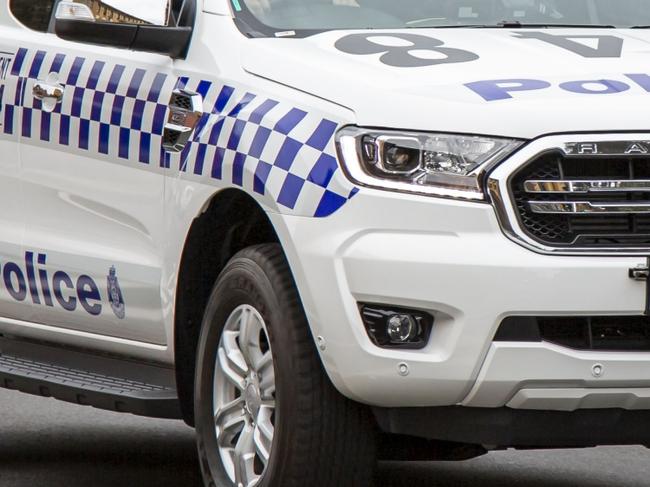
[107,266,126,319]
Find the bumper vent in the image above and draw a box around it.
[510,152,650,248]
[496,316,650,352]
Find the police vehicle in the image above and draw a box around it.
[3,0,650,485]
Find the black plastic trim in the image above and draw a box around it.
[374,406,650,447]
[134,25,193,59]
[55,19,137,49]
[54,0,196,59]
[0,337,181,419]
[359,303,434,350]
[494,316,542,342]
[494,315,650,352]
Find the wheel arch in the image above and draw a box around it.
[174,188,281,425]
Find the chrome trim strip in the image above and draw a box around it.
[530,201,650,215]
[524,180,650,194]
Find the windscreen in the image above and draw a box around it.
[233,0,650,34]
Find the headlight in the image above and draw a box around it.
[336,127,524,200]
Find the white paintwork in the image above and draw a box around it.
[242,28,650,138]
[0,315,169,362]
[0,0,648,415]
[203,0,232,15]
[269,187,645,406]
[464,342,650,408]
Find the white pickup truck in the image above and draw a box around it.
[2,0,650,485]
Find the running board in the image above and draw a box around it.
[0,337,182,419]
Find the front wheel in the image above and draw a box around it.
[194,244,377,487]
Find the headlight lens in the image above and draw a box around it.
[337,127,523,200]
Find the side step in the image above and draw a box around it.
[0,337,182,419]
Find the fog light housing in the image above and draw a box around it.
[360,304,434,349]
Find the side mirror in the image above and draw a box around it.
[53,1,194,59]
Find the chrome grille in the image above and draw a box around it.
[510,151,650,248]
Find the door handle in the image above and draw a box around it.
[33,73,64,113]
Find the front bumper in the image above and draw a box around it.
[269,186,649,409]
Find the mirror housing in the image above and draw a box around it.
[53,1,194,59]
[55,20,192,58]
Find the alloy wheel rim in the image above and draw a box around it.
[213,305,276,487]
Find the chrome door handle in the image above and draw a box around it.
[33,73,64,113]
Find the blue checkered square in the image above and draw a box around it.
[307,153,338,188]
[277,173,305,209]
[274,138,302,170]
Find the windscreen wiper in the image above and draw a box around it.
[408,21,616,29]
[406,24,500,28]
[496,21,616,28]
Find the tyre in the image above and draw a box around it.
[194,243,377,487]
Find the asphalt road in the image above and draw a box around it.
[1,389,650,487]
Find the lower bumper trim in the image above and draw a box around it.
[373,406,650,447]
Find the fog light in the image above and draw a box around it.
[387,314,418,343]
[360,304,434,349]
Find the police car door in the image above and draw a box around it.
[10,1,176,346]
[0,7,29,325]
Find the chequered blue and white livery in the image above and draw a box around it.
[7,47,358,218]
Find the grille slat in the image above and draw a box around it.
[511,152,650,247]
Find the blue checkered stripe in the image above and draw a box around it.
[7,48,170,166]
[7,48,358,218]
[173,77,358,217]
